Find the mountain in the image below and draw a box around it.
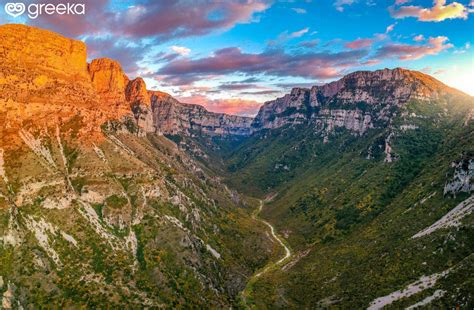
[157,65,473,308]
[151,92,254,136]
[221,69,474,308]
[0,24,278,308]
[252,68,463,132]
[1,24,473,309]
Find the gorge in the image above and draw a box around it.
[0,24,473,309]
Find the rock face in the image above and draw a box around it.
[444,156,474,195]
[89,58,129,104]
[126,78,154,134]
[151,92,254,136]
[0,24,159,144]
[1,24,465,142]
[0,24,249,140]
[0,24,89,82]
[252,68,462,134]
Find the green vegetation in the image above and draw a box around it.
[105,194,128,209]
[217,96,474,308]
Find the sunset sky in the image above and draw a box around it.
[2,0,473,116]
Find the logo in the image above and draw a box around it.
[5,3,25,18]
[4,2,85,19]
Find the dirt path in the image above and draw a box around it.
[240,200,292,305]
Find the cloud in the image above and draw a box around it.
[413,34,425,42]
[276,82,320,89]
[421,66,432,73]
[27,0,110,37]
[176,94,262,116]
[334,0,356,12]
[218,83,262,91]
[390,0,468,22]
[157,47,369,84]
[385,23,396,33]
[268,27,310,46]
[23,1,271,77]
[453,41,471,54]
[395,0,410,4]
[240,90,282,95]
[152,52,180,63]
[171,46,191,56]
[345,38,374,49]
[109,1,271,39]
[362,59,381,66]
[85,36,150,75]
[299,39,320,48]
[292,8,307,14]
[288,28,310,38]
[375,36,453,60]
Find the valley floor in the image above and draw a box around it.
[240,199,292,306]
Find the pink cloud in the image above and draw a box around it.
[362,59,381,66]
[345,38,374,49]
[27,1,271,42]
[413,34,425,42]
[110,1,270,39]
[390,0,468,22]
[299,39,320,48]
[375,36,453,60]
[421,66,432,73]
[176,95,262,116]
[28,0,110,37]
[385,23,397,33]
[157,47,369,84]
[334,0,356,12]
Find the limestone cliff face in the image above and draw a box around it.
[89,58,129,104]
[2,24,468,144]
[0,24,89,82]
[252,68,462,134]
[0,24,103,146]
[127,78,154,133]
[151,93,254,136]
[0,24,158,145]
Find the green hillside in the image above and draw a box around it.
[220,95,474,307]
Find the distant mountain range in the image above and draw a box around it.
[0,24,472,309]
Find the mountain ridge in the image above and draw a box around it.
[1,23,473,309]
[3,24,469,143]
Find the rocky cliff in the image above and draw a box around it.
[0,24,157,144]
[252,68,463,134]
[0,24,254,142]
[151,92,254,136]
[0,24,275,307]
[1,24,466,143]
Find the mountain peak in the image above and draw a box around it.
[253,68,467,132]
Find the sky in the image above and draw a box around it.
[1,0,473,116]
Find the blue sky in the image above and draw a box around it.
[1,0,473,115]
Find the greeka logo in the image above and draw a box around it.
[4,2,85,19]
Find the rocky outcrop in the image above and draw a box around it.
[126,78,154,134]
[151,92,254,136]
[444,156,474,196]
[0,24,103,146]
[0,24,89,82]
[252,68,463,134]
[0,24,160,144]
[89,58,129,104]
